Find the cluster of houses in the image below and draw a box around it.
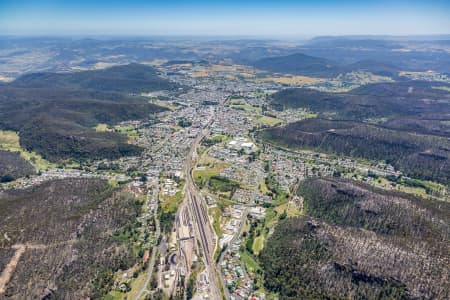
[162,178,179,196]
[219,205,246,248]
[220,241,263,300]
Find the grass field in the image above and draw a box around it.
[231,104,262,113]
[254,115,283,126]
[114,125,138,137]
[0,130,54,170]
[160,189,184,214]
[209,206,223,237]
[252,235,265,255]
[240,249,259,273]
[259,178,270,194]
[228,98,246,105]
[197,154,229,170]
[151,99,178,111]
[95,123,110,132]
[193,168,220,186]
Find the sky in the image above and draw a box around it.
[0,0,449,37]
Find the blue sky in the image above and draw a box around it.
[0,0,449,36]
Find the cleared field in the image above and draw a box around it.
[254,115,283,126]
[160,190,184,214]
[197,154,229,170]
[239,250,259,273]
[209,206,223,237]
[0,130,54,170]
[95,123,110,132]
[228,98,246,105]
[252,235,265,255]
[193,169,220,184]
[231,104,262,113]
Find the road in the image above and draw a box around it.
[135,179,161,300]
[216,207,249,299]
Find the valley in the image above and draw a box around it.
[0,36,449,300]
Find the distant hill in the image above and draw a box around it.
[11,63,179,93]
[306,37,402,49]
[295,37,450,73]
[251,52,402,78]
[343,59,400,77]
[269,81,450,126]
[0,64,173,162]
[252,53,341,77]
[260,178,450,299]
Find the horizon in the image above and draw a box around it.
[1,0,449,36]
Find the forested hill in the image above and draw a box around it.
[260,118,450,184]
[0,178,142,298]
[251,53,341,77]
[269,81,450,125]
[250,52,402,77]
[260,178,450,300]
[0,64,175,162]
[10,63,178,93]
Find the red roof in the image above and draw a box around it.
[143,250,150,263]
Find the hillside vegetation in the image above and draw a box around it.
[270,81,450,126]
[10,63,178,93]
[260,178,449,300]
[0,64,174,162]
[0,178,142,299]
[252,53,341,77]
[251,52,402,78]
[0,150,35,182]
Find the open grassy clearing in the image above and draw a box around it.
[239,249,259,273]
[259,178,270,195]
[228,98,246,105]
[150,99,179,111]
[231,104,262,113]
[114,125,138,137]
[253,115,283,126]
[95,123,110,132]
[209,206,223,237]
[193,168,220,185]
[105,270,147,300]
[252,235,265,255]
[197,155,230,170]
[160,190,184,214]
[0,130,55,170]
